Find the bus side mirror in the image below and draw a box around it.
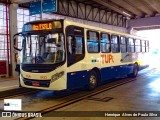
[14,46,22,51]
[13,33,22,51]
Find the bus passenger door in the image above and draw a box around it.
[66,26,86,89]
[67,36,85,66]
[66,26,85,67]
[67,36,76,66]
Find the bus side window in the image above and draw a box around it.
[120,36,127,53]
[127,38,134,53]
[141,40,146,52]
[101,33,111,53]
[135,39,141,53]
[75,37,84,54]
[111,35,119,53]
[146,41,149,52]
[87,31,99,53]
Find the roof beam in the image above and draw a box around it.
[143,0,160,13]
[110,0,145,17]
[92,0,135,18]
[127,0,155,16]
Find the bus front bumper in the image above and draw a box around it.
[19,75,67,90]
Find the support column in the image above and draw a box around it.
[10,4,18,77]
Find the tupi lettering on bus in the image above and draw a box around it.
[101,54,114,64]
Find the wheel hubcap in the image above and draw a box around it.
[90,75,96,86]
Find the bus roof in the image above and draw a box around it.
[64,19,148,40]
[24,19,148,40]
[24,19,64,25]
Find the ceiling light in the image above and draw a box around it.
[123,11,131,17]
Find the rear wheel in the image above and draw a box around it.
[129,63,138,78]
[87,71,98,90]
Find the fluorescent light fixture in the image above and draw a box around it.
[123,11,131,17]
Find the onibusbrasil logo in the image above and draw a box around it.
[4,99,22,111]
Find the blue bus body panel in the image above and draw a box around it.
[67,64,134,89]
[100,64,133,81]
[67,70,89,89]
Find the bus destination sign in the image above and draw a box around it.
[23,21,62,32]
[32,23,52,31]
[23,22,53,32]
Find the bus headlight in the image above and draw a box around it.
[51,71,64,82]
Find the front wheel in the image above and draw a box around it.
[87,71,98,90]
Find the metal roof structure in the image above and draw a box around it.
[10,0,160,19]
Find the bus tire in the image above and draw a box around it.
[87,71,98,90]
[129,63,138,78]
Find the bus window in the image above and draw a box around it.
[101,33,110,53]
[67,35,85,66]
[135,39,141,53]
[111,35,119,53]
[87,31,99,53]
[120,36,127,53]
[146,41,149,52]
[75,37,83,54]
[141,40,146,52]
[67,36,84,55]
[22,33,65,64]
[127,38,134,53]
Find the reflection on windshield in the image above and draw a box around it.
[22,33,65,64]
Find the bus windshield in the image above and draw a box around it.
[22,33,65,64]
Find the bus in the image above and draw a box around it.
[14,19,149,91]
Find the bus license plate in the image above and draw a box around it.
[32,82,40,86]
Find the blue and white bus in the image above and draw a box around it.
[14,19,149,90]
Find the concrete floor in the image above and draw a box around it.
[0,78,18,91]
[0,67,160,120]
[35,68,160,120]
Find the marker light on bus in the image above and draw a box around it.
[51,71,64,82]
[53,21,62,28]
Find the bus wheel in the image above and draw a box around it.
[87,71,98,90]
[130,64,138,78]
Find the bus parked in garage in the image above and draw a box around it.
[14,19,149,90]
